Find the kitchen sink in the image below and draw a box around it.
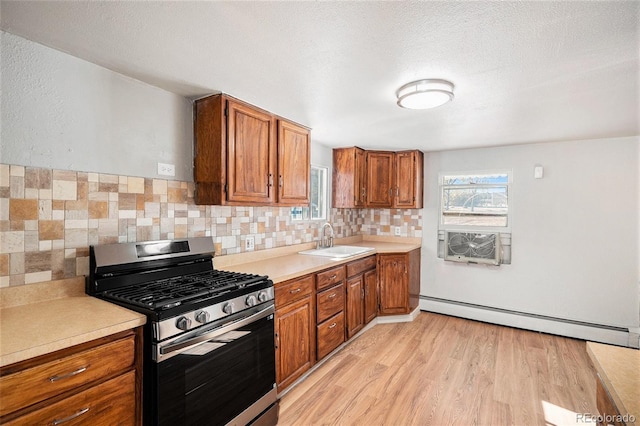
[298,245,375,259]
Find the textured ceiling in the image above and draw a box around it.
[1,1,638,151]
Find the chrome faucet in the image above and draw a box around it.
[318,222,335,249]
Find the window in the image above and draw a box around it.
[440,171,510,229]
[291,165,328,221]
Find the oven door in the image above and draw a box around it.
[150,304,277,426]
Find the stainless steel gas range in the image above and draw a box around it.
[87,237,278,426]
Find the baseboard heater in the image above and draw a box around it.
[419,295,636,348]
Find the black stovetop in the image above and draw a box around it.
[101,270,269,311]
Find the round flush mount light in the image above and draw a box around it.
[396,79,455,109]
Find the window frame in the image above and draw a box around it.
[438,170,512,232]
[291,164,329,222]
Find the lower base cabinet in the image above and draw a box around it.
[378,248,420,315]
[0,328,142,425]
[345,255,377,339]
[275,275,315,391]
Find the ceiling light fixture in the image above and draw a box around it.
[396,79,455,109]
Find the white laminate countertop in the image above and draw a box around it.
[0,278,146,367]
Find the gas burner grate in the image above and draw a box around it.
[103,270,267,310]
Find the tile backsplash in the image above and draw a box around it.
[0,164,422,287]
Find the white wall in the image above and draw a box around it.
[1,31,193,181]
[421,137,639,333]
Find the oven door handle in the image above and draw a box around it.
[158,304,275,360]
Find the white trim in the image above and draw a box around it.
[419,297,635,348]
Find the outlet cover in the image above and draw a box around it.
[245,236,255,251]
[394,226,402,236]
[157,163,175,176]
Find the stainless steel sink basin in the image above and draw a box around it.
[298,245,375,259]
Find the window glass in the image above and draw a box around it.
[440,172,510,228]
[291,165,328,221]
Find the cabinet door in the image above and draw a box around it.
[378,254,409,315]
[364,268,378,324]
[275,295,314,390]
[366,151,394,208]
[227,100,276,204]
[345,275,364,339]
[394,150,424,208]
[278,120,310,205]
[354,148,366,207]
[332,147,365,208]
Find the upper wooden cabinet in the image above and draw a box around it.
[394,150,424,208]
[278,120,311,206]
[332,147,366,208]
[333,147,423,209]
[365,151,395,208]
[194,94,310,206]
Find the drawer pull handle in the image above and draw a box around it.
[330,274,337,280]
[328,322,337,329]
[53,407,90,425]
[289,288,301,294]
[328,293,337,299]
[49,365,89,382]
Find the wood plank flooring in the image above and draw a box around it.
[278,312,600,425]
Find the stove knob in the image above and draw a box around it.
[223,302,234,315]
[257,291,268,303]
[245,295,257,307]
[195,310,210,324]
[176,316,192,331]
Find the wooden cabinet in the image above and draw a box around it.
[315,266,346,362]
[365,151,395,208]
[0,329,142,425]
[333,147,423,209]
[332,147,366,208]
[366,150,424,208]
[363,268,378,324]
[345,255,377,339]
[378,248,421,315]
[194,94,310,206]
[394,150,424,208]
[274,275,315,391]
[278,119,311,206]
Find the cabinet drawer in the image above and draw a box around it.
[0,336,135,418]
[4,370,136,426]
[275,275,314,308]
[316,283,345,323]
[316,266,345,291]
[317,312,345,360]
[346,255,376,278]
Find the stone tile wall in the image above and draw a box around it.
[0,164,421,287]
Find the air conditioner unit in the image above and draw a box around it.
[444,231,501,265]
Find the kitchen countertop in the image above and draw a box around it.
[215,236,421,284]
[0,236,419,367]
[587,342,639,424]
[0,277,147,368]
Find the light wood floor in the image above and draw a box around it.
[278,312,600,426]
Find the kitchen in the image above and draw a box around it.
[1,1,639,425]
